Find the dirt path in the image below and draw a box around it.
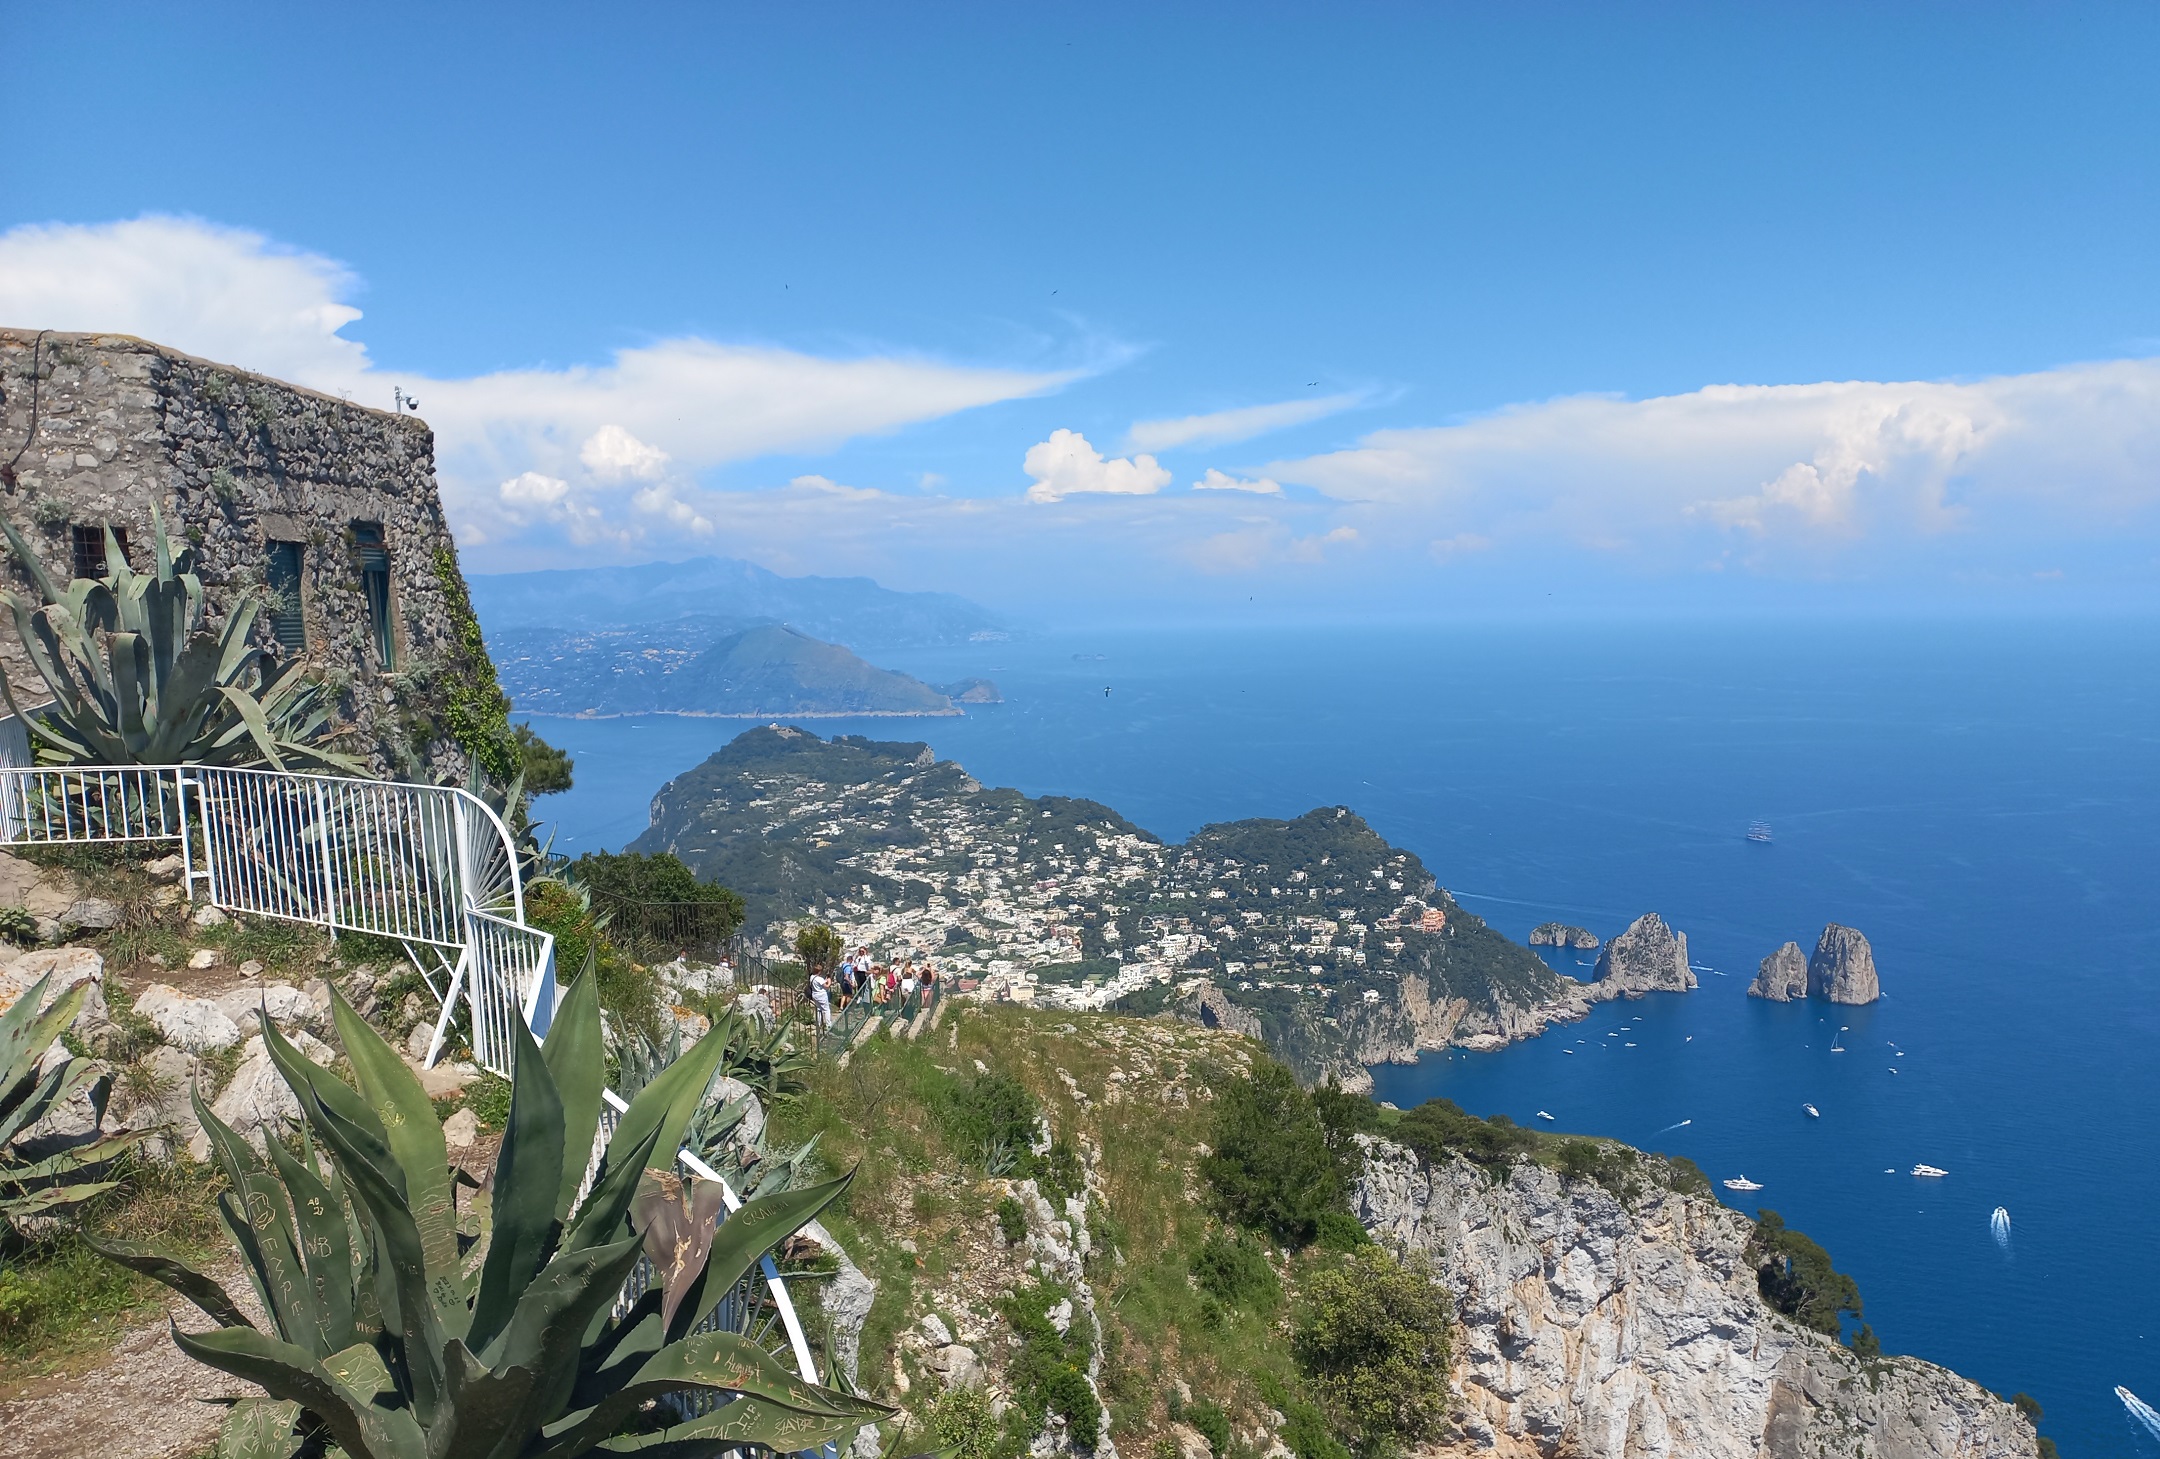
[0,1271,259,1459]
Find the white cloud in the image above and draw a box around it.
[0,216,372,389]
[0,215,1080,564]
[1128,391,1366,453]
[499,472,571,506]
[579,425,670,482]
[1023,429,1171,503]
[1267,363,2160,565]
[1191,468,1283,494]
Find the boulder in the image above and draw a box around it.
[1808,924,1881,1004]
[135,982,243,1053]
[733,990,775,1028]
[191,904,229,929]
[1591,913,1696,997]
[194,1029,336,1155]
[711,1075,766,1145]
[0,850,80,919]
[1748,941,1809,1002]
[216,982,321,1037]
[64,897,124,931]
[924,1342,983,1390]
[0,947,106,1028]
[442,1108,479,1149]
[112,1043,204,1155]
[144,853,186,884]
[920,1314,954,1346]
[187,947,222,971]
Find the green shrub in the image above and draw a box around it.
[1001,1277,1098,1449]
[1191,1229,1280,1312]
[1278,1395,1354,1459]
[1201,1059,1345,1247]
[945,1072,1041,1176]
[1392,1097,1537,1168]
[2010,1393,2043,1423]
[1750,1210,1865,1337]
[996,1195,1028,1245]
[927,1384,1001,1459]
[1293,1246,1453,1457]
[1036,1137,1086,1204]
[1186,1399,1231,1455]
[464,1071,513,1130]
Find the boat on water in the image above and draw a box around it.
[1722,1176,1763,1191]
[1803,1103,1820,1118]
[1990,1207,2011,1245]
[1746,821,1773,843]
[1911,1164,1948,1178]
[1535,1110,1555,1121]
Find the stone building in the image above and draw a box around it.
[0,327,511,780]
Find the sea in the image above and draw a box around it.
[523,618,2160,1457]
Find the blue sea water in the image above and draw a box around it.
[524,619,2160,1457]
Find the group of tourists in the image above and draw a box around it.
[806,947,941,1029]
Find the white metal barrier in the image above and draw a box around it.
[0,726,831,1422]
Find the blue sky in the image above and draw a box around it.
[5,3,2159,620]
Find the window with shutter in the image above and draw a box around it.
[266,541,306,652]
[353,521,395,670]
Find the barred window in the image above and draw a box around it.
[70,523,129,580]
[353,521,395,670]
[266,541,306,653]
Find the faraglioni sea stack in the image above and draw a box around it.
[1809,922,1881,1004]
[1591,912,1697,997]
[1747,940,1810,1001]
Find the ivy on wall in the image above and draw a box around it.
[432,544,520,782]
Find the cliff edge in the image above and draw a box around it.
[1354,1139,2036,1459]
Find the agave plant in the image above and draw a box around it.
[1,973,144,1226]
[0,509,359,770]
[612,1022,819,1198]
[88,973,890,1459]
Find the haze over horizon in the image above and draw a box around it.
[5,4,2160,622]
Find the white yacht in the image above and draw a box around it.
[1535,1110,1555,1121]
[1911,1163,1948,1178]
[1803,1103,1820,1118]
[1722,1176,1763,1191]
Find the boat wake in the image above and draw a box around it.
[2120,1386,2160,1443]
[1654,1118,1692,1134]
[1990,1206,2011,1251]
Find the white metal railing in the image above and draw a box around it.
[0,721,831,1426]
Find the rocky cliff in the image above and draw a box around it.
[1590,913,1696,998]
[1749,941,1809,1001]
[1809,924,1881,1004]
[1529,923,1601,949]
[1354,1140,2038,1459]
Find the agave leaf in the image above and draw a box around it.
[433,1339,544,1459]
[0,1179,121,1217]
[0,517,66,603]
[478,1230,646,1409]
[0,1131,148,1185]
[172,1323,428,1459]
[216,685,288,772]
[593,1392,874,1458]
[666,1173,852,1345]
[629,1171,729,1334]
[573,1026,727,1250]
[542,959,606,1224]
[544,1328,890,1459]
[217,1397,304,1459]
[80,1233,255,1329]
[469,1009,566,1354]
[325,993,462,1334]
[263,1128,359,1356]
[261,1015,448,1424]
[195,1085,318,1347]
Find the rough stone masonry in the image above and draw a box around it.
[0,327,502,778]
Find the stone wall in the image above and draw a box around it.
[0,328,502,779]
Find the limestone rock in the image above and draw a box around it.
[1354,1139,2035,1459]
[442,1108,479,1148]
[920,1314,954,1347]
[1167,1425,1212,1459]
[0,849,80,918]
[1178,981,1262,1040]
[112,1043,205,1154]
[0,947,106,1028]
[733,990,775,1027]
[1748,941,1809,1002]
[926,1342,983,1391]
[194,1030,336,1155]
[215,982,320,1037]
[186,947,221,971]
[64,897,123,931]
[1590,912,1696,998]
[144,853,186,884]
[1808,924,1881,1004]
[135,983,241,1053]
[406,1020,437,1060]
[190,904,229,929]
[1529,922,1601,949]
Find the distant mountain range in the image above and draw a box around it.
[493,621,1000,718]
[468,556,1007,650]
